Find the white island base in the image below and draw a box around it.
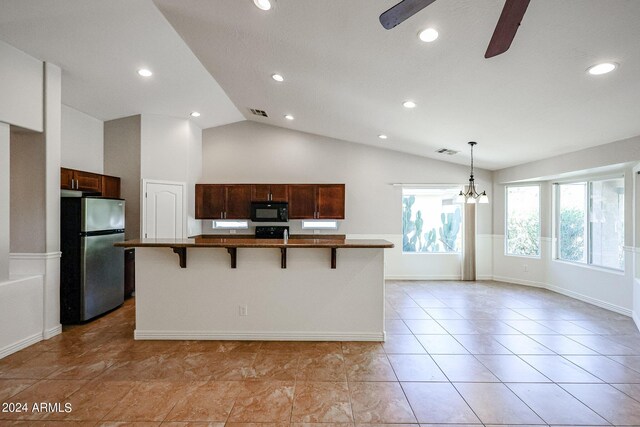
[134,246,386,341]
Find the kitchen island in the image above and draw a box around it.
[116,236,393,341]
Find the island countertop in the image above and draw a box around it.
[115,236,394,249]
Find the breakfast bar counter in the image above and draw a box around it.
[117,236,393,341]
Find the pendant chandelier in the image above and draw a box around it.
[456,141,489,204]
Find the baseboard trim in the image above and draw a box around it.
[386,275,461,280]
[44,324,62,339]
[633,311,640,331]
[0,333,42,359]
[134,330,385,341]
[492,275,632,317]
[492,275,547,289]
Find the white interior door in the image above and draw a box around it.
[144,181,185,239]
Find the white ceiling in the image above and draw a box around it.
[0,0,243,129]
[153,0,640,170]
[1,1,639,170]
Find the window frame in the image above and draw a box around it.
[401,186,464,255]
[504,183,541,259]
[553,175,625,272]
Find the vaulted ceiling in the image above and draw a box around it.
[1,0,639,170]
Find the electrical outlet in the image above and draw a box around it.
[239,304,248,316]
[523,264,528,272]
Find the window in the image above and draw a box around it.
[556,177,624,270]
[402,188,462,253]
[506,185,540,257]
[212,220,248,229]
[301,220,338,230]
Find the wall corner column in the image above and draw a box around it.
[43,62,62,338]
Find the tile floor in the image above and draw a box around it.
[1,280,640,426]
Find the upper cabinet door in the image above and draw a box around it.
[288,185,317,219]
[74,170,102,193]
[251,184,271,201]
[61,168,74,190]
[225,185,252,219]
[317,184,345,219]
[269,184,289,202]
[101,175,121,198]
[195,184,225,219]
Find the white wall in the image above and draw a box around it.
[0,276,44,358]
[201,121,492,279]
[61,105,104,173]
[140,114,202,237]
[0,40,43,132]
[492,137,640,316]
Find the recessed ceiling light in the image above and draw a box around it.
[587,62,618,75]
[284,114,294,120]
[418,28,439,42]
[137,68,153,77]
[271,73,284,82]
[378,134,388,140]
[403,100,416,109]
[190,112,201,117]
[253,0,271,11]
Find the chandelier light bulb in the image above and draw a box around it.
[458,141,489,204]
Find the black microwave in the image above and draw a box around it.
[250,201,288,222]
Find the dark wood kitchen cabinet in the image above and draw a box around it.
[251,184,288,202]
[101,175,121,198]
[60,168,121,198]
[288,184,345,219]
[124,248,135,298]
[60,168,102,193]
[195,184,251,219]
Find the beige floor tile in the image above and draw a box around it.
[431,355,499,382]
[387,355,447,382]
[502,320,558,334]
[1,379,87,421]
[291,381,352,423]
[164,381,244,422]
[0,379,37,402]
[102,381,193,422]
[403,320,448,335]
[474,355,550,382]
[227,380,295,422]
[401,382,480,424]
[182,352,256,381]
[528,335,598,355]
[341,342,384,355]
[43,379,134,421]
[561,383,640,425]
[423,308,464,319]
[453,334,512,355]
[507,383,607,425]
[454,382,544,425]
[567,334,637,355]
[297,353,346,381]
[520,355,603,383]
[535,320,595,335]
[415,335,469,354]
[384,319,412,334]
[246,352,299,380]
[344,353,397,381]
[349,382,416,423]
[492,335,555,354]
[394,307,431,320]
[381,335,426,354]
[564,355,640,383]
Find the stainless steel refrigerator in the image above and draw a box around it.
[60,197,125,323]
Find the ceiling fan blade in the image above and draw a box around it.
[485,0,530,58]
[379,0,438,30]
